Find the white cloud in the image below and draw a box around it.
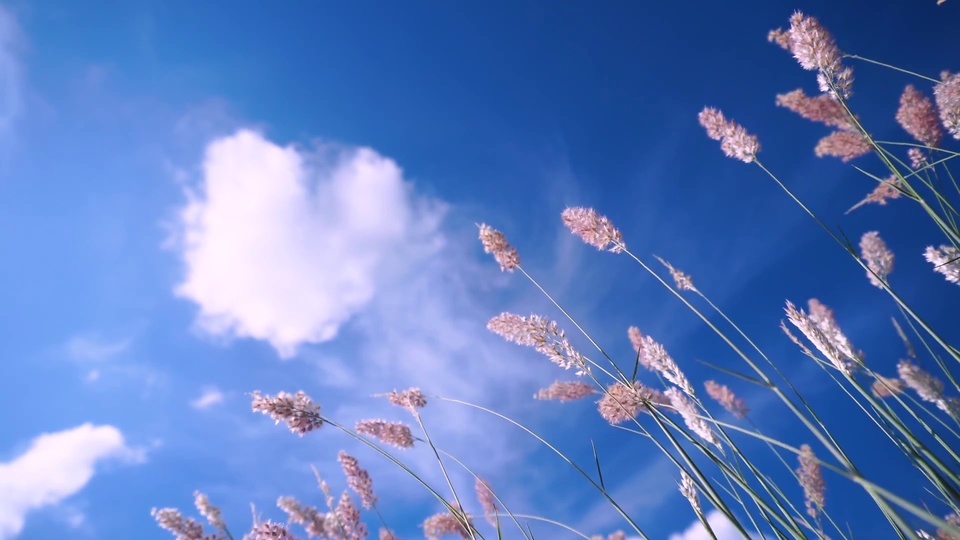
[0,424,142,539]
[668,510,759,540]
[65,335,131,362]
[64,335,158,389]
[164,124,635,535]
[191,387,225,409]
[171,129,445,358]
[166,127,589,520]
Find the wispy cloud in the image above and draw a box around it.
[190,387,225,409]
[0,424,144,539]
[65,335,131,362]
[169,129,446,358]
[62,334,161,392]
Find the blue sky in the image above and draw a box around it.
[0,0,958,539]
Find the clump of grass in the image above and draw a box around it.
[155,8,960,540]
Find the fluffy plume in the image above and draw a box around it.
[151,508,206,540]
[787,11,852,98]
[597,381,669,425]
[333,492,366,540]
[355,420,415,449]
[918,514,960,540]
[699,107,729,140]
[698,107,761,163]
[634,332,694,395]
[797,444,826,518]
[859,231,894,288]
[244,521,299,540]
[679,471,702,515]
[478,223,520,272]
[784,301,855,375]
[338,452,376,510]
[897,359,960,417]
[896,85,943,147]
[775,86,872,163]
[488,312,590,375]
[561,207,626,253]
[277,496,329,538]
[847,176,903,213]
[814,130,871,162]
[722,124,763,163]
[924,245,960,285]
[807,299,863,365]
[871,375,905,398]
[535,380,596,402]
[666,388,721,448]
[656,256,698,292]
[475,478,498,526]
[942,514,960,540]
[193,491,225,530]
[934,72,960,139]
[776,88,853,130]
[704,380,749,419]
[768,28,791,50]
[251,391,323,436]
[385,388,427,412]
[909,148,928,170]
[422,510,471,540]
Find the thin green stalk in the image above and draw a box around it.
[411,411,480,540]
[436,449,533,540]
[621,246,858,472]
[896,304,960,399]
[683,417,960,537]
[872,141,960,158]
[319,417,491,540]
[642,405,759,539]
[436,396,650,539]
[843,54,941,83]
[937,154,960,199]
[753,159,960,367]
[643,399,806,538]
[518,266,631,384]
[820,364,960,507]
[491,513,596,539]
[873,145,960,230]
[690,395,811,537]
[744,416,851,540]
[834,94,960,250]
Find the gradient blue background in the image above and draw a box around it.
[1,0,957,539]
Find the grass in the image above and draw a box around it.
[153,9,960,540]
